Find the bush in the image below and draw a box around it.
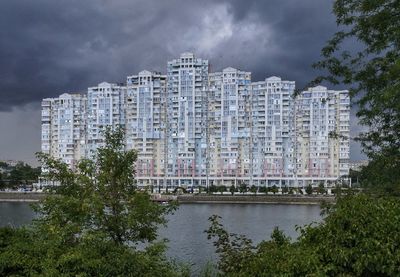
[258,186,267,193]
[0,128,185,276]
[207,194,400,276]
[305,184,313,195]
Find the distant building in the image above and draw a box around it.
[41,53,350,188]
[295,86,350,184]
[86,82,126,158]
[349,160,369,171]
[165,52,209,187]
[126,71,167,179]
[41,93,86,169]
[251,77,296,186]
[0,160,20,167]
[208,67,253,183]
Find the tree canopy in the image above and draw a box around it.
[313,0,400,191]
[0,128,186,276]
[207,194,400,276]
[0,162,41,189]
[206,1,400,275]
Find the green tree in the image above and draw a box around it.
[0,172,3,186]
[0,128,185,276]
[313,0,400,192]
[209,185,217,193]
[271,185,278,195]
[229,185,235,195]
[218,186,227,193]
[239,183,247,193]
[206,215,255,274]
[207,194,400,276]
[7,162,40,189]
[318,182,326,195]
[359,153,400,195]
[249,185,257,193]
[305,184,313,195]
[258,186,267,193]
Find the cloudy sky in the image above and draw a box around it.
[0,0,365,165]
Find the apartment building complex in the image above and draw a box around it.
[41,53,350,188]
[41,93,86,169]
[165,52,210,186]
[207,67,253,180]
[126,70,167,178]
[250,77,297,184]
[86,82,126,158]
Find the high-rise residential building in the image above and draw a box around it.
[125,70,167,181]
[41,93,86,169]
[208,67,252,186]
[86,82,126,158]
[41,53,350,188]
[251,77,296,186]
[295,86,350,184]
[166,52,209,187]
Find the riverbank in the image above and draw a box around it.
[177,194,334,205]
[0,192,46,202]
[0,192,335,205]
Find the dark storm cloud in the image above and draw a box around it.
[212,0,337,86]
[0,0,337,111]
[0,0,366,162]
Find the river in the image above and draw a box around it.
[0,202,322,273]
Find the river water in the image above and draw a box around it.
[0,202,321,273]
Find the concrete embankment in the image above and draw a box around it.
[177,194,335,205]
[0,192,335,205]
[0,192,46,202]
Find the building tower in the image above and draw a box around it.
[125,71,167,187]
[166,52,209,187]
[41,93,86,169]
[86,82,126,158]
[295,86,350,185]
[208,67,252,186]
[251,77,296,187]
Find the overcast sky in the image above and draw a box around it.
[0,0,365,165]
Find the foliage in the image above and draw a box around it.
[270,185,278,194]
[258,186,267,193]
[238,183,247,193]
[358,150,400,195]
[0,162,41,189]
[207,194,400,276]
[249,185,257,193]
[0,128,185,276]
[281,186,289,194]
[348,168,362,187]
[305,184,313,195]
[218,186,227,193]
[0,226,187,277]
[199,261,218,277]
[173,187,187,194]
[206,215,255,274]
[313,0,400,192]
[35,128,175,245]
[229,185,236,195]
[209,185,218,193]
[318,182,326,195]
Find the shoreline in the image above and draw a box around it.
[177,195,334,205]
[0,192,45,202]
[0,192,335,205]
